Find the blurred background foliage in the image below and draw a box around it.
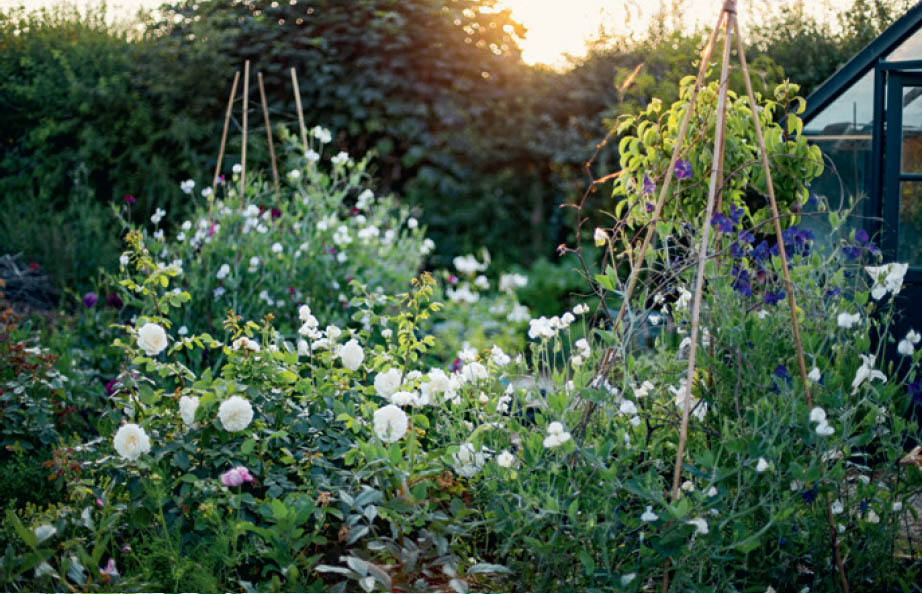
[0,0,913,294]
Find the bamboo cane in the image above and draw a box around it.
[258,72,281,205]
[211,70,240,217]
[609,10,724,341]
[732,16,813,408]
[240,60,250,208]
[291,67,309,154]
[669,1,735,503]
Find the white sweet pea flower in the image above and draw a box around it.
[909,329,922,344]
[816,420,835,437]
[619,400,638,416]
[837,312,861,329]
[831,499,844,515]
[641,506,659,522]
[675,287,692,311]
[865,262,909,300]
[310,125,332,144]
[755,457,770,472]
[634,380,655,398]
[593,227,608,247]
[851,353,887,391]
[496,450,515,468]
[542,421,572,449]
[490,345,511,366]
[808,366,822,383]
[899,339,915,357]
[180,179,195,194]
[809,406,827,424]
[687,517,709,536]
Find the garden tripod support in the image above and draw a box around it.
[588,0,836,588]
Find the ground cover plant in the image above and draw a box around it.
[4,30,922,594]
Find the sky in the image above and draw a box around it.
[1,0,855,67]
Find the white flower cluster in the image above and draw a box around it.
[542,421,572,449]
[898,329,921,357]
[810,406,835,436]
[528,311,575,340]
[571,338,591,367]
[498,273,528,293]
[670,379,706,421]
[453,443,489,477]
[453,253,489,276]
[837,311,861,329]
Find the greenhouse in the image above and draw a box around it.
[804,1,922,333]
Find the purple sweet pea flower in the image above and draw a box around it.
[730,242,745,259]
[674,159,692,180]
[642,174,656,195]
[763,290,786,306]
[731,265,752,297]
[729,203,744,224]
[737,229,755,244]
[82,292,98,308]
[711,213,734,233]
[123,194,136,204]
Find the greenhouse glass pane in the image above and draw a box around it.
[803,71,875,135]
[887,27,922,61]
[903,85,922,173]
[899,182,922,264]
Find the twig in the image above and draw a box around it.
[211,70,240,218]
[258,71,281,206]
[291,67,309,154]
[240,60,250,208]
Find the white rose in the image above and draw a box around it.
[179,395,199,426]
[374,368,402,399]
[218,396,254,432]
[340,339,364,371]
[137,323,168,356]
[113,423,151,461]
[373,404,408,443]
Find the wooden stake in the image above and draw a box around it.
[290,67,309,154]
[240,60,250,207]
[211,70,240,216]
[609,11,723,340]
[732,16,812,408]
[670,4,735,503]
[258,71,281,205]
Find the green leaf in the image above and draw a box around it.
[241,438,256,455]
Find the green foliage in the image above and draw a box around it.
[611,79,824,230]
[0,4,228,292]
